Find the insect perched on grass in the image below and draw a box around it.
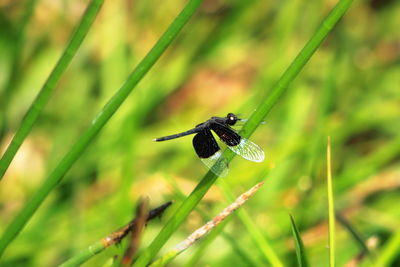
[154,113,265,176]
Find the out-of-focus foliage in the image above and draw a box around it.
[0,0,399,266]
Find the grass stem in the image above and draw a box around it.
[327,136,335,266]
[133,1,353,266]
[0,0,202,257]
[0,0,104,180]
[289,214,309,267]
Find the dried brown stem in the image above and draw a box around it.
[101,201,173,248]
[122,198,150,266]
[175,182,264,252]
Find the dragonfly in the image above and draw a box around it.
[154,113,264,176]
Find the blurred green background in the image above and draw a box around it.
[0,0,399,266]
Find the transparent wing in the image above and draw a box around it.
[227,138,265,162]
[200,150,229,177]
[193,130,228,177]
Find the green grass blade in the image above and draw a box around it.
[375,230,400,266]
[0,0,202,257]
[59,202,171,267]
[289,214,309,267]
[240,0,353,138]
[133,171,219,267]
[165,175,260,267]
[147,251,179,267]
[133,1,354,266]
[0,0,105,180]
[0,0,38,143]
[59,241,105,267]
[327,137,335,266]
[150,182,264,267]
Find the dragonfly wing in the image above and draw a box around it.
[200,151,228,177]
[193,129,228,177]
[210,122,265,162]
[227,138,265,162]
[209,122,241,146]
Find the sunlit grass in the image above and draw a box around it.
[0,0,105,180]
[327,136,335,266]
[134,1,354,266]
[1,0,399,266]
[0,0,202,257]
[290,214,309,267]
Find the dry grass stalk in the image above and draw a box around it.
[175,182,264,252]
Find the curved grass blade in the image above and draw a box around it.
[0,0,105,180]
[133,1,354,266]
[0,0,202,257]
[289,214,309,267]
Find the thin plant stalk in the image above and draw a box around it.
[327,136,335,266]
[375,230,400,266]
[59,202,172,267]
[0,0,203,257]
[184,218,231,267]
[121,198,149,266]
[289,214,309,267]
[0,0,38,144]
[133,1,353,266]
[165,175,260,266]
[0,0,105,180]
[218,179,283,267]
[336,212,370,258]
[149,182,264,267]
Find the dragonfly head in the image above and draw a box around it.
[226,113,239,125]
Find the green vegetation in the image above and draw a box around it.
[0,0,399,266]
[290,214,309,267]
[326,137,335,266]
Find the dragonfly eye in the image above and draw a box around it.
[226,113,238,125]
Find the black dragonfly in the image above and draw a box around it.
[154,113,264,176]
